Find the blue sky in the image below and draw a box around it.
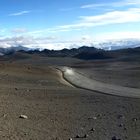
[0,0,140,49]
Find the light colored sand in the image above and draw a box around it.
[51,67,75,87]
[60,67,140,98]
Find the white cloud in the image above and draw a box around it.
[27,27,81,37]
[26,8,140,35]
[81,0,140,9]
[49,8,140,31]
[79,8,140,25]
[9,11,31,16]
[10,8,139,38]
[16,8,140,36]
[94,31,140,41]
[6,8,136,45]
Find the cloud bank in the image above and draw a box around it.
[0,31,140,50]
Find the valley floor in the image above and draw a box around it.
[0,56,140,140]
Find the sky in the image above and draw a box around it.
[0,0,140,49]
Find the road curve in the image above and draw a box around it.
[58,67,140,98]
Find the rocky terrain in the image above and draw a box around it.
[0,47,139,140]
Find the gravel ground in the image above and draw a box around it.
[0,56,139,140]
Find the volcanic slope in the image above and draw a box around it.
[0,53,139,140]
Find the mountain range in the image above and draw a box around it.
[0,39,140,61]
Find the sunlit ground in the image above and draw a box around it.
[63,67,74,75]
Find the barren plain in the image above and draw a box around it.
[0,53,139,140]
